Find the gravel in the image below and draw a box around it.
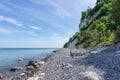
[42,47,120,80]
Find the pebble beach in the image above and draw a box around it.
[1,46,120,80]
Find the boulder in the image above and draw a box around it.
[20,73,26,77]
[27,76,41,80]
[26,66,35,71]
[32,63,40,68]
[70,49,87,58]
[38,61,45,66]
[12,77,21,80]
[39,73,45,76]
[53,50,57,53]
[10,67,23,72]
[18,58,23,61]
[79,71,101,80]
[27,61,41,68]
[27,61,36,66]
[0,74,5,79]
[90,51,98,54]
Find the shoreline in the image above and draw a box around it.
[1,47,120,80]
[0,50,55,80]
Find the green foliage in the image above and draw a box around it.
[80,24,88,31]
[76,30,99,48]
[81,2,103,21]
[103,0,112,3]
[96,3,111,19]
[94,2,104,13]
[98,30,116,46]
[64,0,120,48]
[111,0,120,26]
[90,17,108,31]
[110,0,120,43]
[76,33,81,41]
[63,42,70,48]
[81,11,88,21]
[77,1,117,48]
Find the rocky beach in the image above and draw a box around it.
[0,0,120,80]
[1,46,120,80]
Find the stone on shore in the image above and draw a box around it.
[53,50,57,53]
[27,60,45,68]
[61,63,73,69]
[27,76,42,80]
[70,49,87,57]
[18,58,23,61]
[12,77,21,80]
[90,51,98,54]
[0,74,5,79]
[79,71,101,80]
[10,67,23,72]
[38,61,45,66]
[26,66,35,71]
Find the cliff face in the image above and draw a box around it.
[64,0,118,48]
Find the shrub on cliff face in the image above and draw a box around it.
[76,30,99,48]
[111,0,120,26]
[64,42,70,48]
[110,0,120,42]
[81,2,103,21]
[96,3,111,19]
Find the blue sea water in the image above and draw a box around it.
[0,48,56,66]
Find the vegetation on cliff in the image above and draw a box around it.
[64,0,120,48]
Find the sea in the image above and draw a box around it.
[0,48,57,66]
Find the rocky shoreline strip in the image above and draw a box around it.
[1,47,120,80]
[43,47,120,80]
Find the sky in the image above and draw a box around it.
[0,0,96,48]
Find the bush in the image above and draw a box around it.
[96,3,111,19]
[63,42,69,48]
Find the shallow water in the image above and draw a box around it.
[0,48,56,66]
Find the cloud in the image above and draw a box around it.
[30,0,71,18]
[0,28,10,33]
[0,15,23,27]
[30,25,42,30]
[0,3,11,12]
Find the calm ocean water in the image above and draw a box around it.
[0,48,56,66]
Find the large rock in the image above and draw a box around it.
[10,67,23,72]
[70,49,87,58]
[27,61,40,68]
[38,61,45,66]
[27,76,43,80]
[79,71,102,80]
[0,74,5,79]
[26,66,35,71]
[12,77,21,80]
[18,58,23,61]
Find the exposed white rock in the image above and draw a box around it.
[27,77,39,80]
[38,61,45,65]
[39,73,45,76]
[80,71,102,80]
[18,58,23,61]
[68,38,78,49]
[90,51,98,54]
[20,73,26,77]
[79,19,88,31]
